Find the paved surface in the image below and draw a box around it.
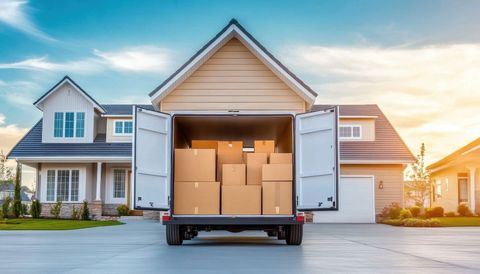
[1,220,480,273]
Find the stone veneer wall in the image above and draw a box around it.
[103,204,120,216]
[41,203,85,219]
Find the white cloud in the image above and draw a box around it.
[0,0,54,41]
[286,43,480,163]
[0,113,28,156]
[0,46,171,74]
[0,80,40,106]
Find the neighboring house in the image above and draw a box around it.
[8,19,414,221]
[0,182,31,206]
[428,138,480,213]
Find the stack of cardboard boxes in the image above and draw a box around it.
[173,140,292,215]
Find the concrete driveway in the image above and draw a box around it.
[1,220,480,274]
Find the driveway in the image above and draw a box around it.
[1,220,480,274]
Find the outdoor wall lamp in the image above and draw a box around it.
[379,181,384,189]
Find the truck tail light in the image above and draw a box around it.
[296,212,305,223]
[162,212,171,222]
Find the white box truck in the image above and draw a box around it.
[133,106,339,245]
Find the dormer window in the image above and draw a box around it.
[53,112,85,138]
[113,120,133,136]
[339,125,362,140]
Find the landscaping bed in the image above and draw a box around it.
[0,218,123,230]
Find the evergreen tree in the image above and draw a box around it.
[12,163,22,218]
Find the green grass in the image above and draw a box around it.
[0,218,123,230]
[436,217,480,227]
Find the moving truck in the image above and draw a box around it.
[133,106,339,245]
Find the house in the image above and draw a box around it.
[7,19,414,222]
[0,182,31,206]
[428,138,480,213]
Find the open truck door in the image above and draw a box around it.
[133,106,171,210]
[295,106,339,211]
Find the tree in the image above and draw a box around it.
[0,150,13,183]
[12,163,22,218]
[406,143,431,207]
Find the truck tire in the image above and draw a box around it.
[286,224,303,245]
[166,224,183,245]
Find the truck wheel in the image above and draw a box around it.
[166,224,183,245]
[286,224,303,245]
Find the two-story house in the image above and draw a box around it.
[7,19,414,221]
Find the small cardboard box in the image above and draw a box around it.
[191,140,218,150]
[222,164,246,185]
[269,153,292,164]
[222,185,261,215]
[217,141,243,180]
[246,153,268,185]
[174,182,220,214]
[254,140,275,154]
[262,164,293,181]
[175,149,216,182]
[262,181,292,215]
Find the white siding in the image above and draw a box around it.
[41,82,95,143]
[104,163,130,204]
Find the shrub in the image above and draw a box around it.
[80,200,90,220]
[445,211,456,217]
[399,209,413,219]
[71,206,80,220]
[1,196,12,218]
[50,201,62,219]
[117,204,129,216]
[30,199,42,218]
[380,202,402,219]
[409,206,421,218]
[425,207,444,218]
[457,203,473,217]
[380,219,404,226]
[403,218,441,227]
[21,203,29,216]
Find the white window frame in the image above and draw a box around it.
[339,124,362,140]
[40,167,86,203]
[106,167,129,204]
[113,120,133,136]
[53,112,86,139]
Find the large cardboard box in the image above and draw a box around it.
[217,141,243,180]
[246,153,268,185]
[191,140,218,150]
[254,140,275,154]
[262,164,293,181]
[262,181,292,215]
[174,182,220,214]
[222,164,246,185]
[175,149,216,182]
[269,153,292,164]
[222,185,261,215]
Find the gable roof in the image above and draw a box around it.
[149,19,317,105]
[313,104,415,164]
[33,76,106,113]
[427,137,480,171]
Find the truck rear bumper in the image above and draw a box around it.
[163,216,302,225]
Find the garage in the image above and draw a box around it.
[314,176,375,223]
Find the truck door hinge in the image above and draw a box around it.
[296,196,298,206]
[327,196,333,202]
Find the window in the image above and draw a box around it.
[75,112,85,137]
[339,125,362,140]
[45,169,81,202]
[436,179,442,198]
[445,178,449,192]
[54,112,64,137]
[113,120,133,135]
[113,169,126,198]
[53,112,85,138]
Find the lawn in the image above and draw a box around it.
[0,218,123,230]
[436,217,480,227]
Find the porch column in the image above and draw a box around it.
[468,167,476,211]
[96,162,103,201]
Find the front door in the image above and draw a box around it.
[458,178,468,203]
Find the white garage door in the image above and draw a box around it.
[314,176,375,223]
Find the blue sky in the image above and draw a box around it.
[1,0,480,163]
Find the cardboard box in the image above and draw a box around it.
[191,140,218,150]
[222,164,246,185]
[174,182,220,214]
[217,141,243,180]
[254,140,275,154]
[175,149,216,182]
[262,181,292,215]
[269,153,292,164]
[262,164,293,181]
[222,185,261,215]
[246,153,268,185]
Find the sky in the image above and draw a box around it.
[1,0,480,171]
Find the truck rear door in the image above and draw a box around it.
[133,106,171,210]
[295,106,339,210]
